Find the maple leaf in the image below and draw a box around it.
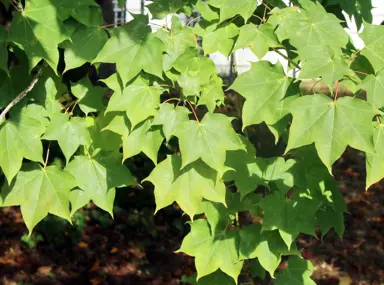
[54,0,103,27]
[0,110,46,183]
[66,150,136,215]
[93,14,164,85]
[144,155,226,218]
[366,122,384,189]
[360,69,384,108]
[1,164,76,233]
[219,0,257,23]
[235,23,280,60]
[42,113,91,164]
[152,104,190,142]
[174,113,244,173]
[177,219,243,282]
[230,61,294,130]
[106,75,164,129]
[286,94,376,172]
[0,27,7,73]
[8,0,68,71]
[62,26,108,72]
[122,119,164,165]
[275,256,316,285]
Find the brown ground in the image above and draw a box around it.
[0,148,383,285]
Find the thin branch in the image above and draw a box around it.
[348,49,362,63]
[273,48,301,70]
[185,100,200,123]
[0,67,44,125]
[8,0,22,12]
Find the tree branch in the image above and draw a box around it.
[0,66,44,125]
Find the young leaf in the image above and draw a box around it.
[42,113,91,164]
[66,151,136,215]
[152,104,190,142]
[230,61,293,130]
[93,14,164,85]
[71,78,106,115]
[144,155,226,218]
[106,76,164,129]
[274,256,316,285]
[174,113,244,173]
[239,223,289,277]
[122,119,164,165]
[286,95,376,172]
[235,23,280,60]
[177,219,243,283]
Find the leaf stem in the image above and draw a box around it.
[262,2,272,11]
[334,80,340,102]
[44,143,51,169]
[185,100,200,123]
[187,15,202,26]
[163,98,180,104]
[0,66,44,126]
[251,14,265,23]
[355,70,370,76]
[273,48,301,70]
[376,115,381,124]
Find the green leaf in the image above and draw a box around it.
[359,69,384,108]
[0,109,46,182]
[106,75,164,128]
[298,45,349,86]
[42,113,91,163]
[71,78,106,115]
[66,150,136,215]
[218,0,257,23]
[198,75,225,112]
[366,122,384,189]
[275,256,316,285]
[235,23,280,59]
[286,94,376,172]
[55,0,103,27]
[259,191,317,248]
[62,26,108,72]
[195,21,239,58]
[156,16,196,71]
[178,219,243,283]
[174,113,244,173]
[0,27,7,73]
[1,164,76,233]
[239,223,289,277]
[87,111,123,152]
[152,103,190,142]
[272,0,348,51]
[360,22,384,73]
[144,155,226,218]
[122,119,164,165]
[194,0,219,21]
[8,0,68,71]
[146,0,185,19]
[93,14,164,85]
[230,61,293,130]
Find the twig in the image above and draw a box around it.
[251,14,265,23]
[0,66,44,125]
[185,100,200,122]
[273,48,301,70]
